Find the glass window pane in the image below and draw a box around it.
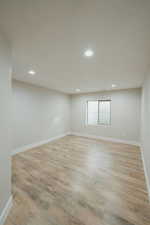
[87,101,98,125]
[99,101,111,125]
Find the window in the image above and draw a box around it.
[87,100,111,125]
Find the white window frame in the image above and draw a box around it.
[86,100,111,126]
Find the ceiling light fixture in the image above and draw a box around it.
[112,84,117,88]
[84,49,94,57]
[76,88,81,92]
[28,70,36,75]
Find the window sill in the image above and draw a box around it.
[85,124,111,128]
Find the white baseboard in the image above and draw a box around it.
[12,132,71,155]
[0,196,13,225]
[140,146,150,201]
[71,132,140,147]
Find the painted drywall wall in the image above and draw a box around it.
[0,34,12,217]
[141,74,150,195]
[71,88,141,144]
[12,80,71,151]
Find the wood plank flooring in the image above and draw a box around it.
[5,135,150,225]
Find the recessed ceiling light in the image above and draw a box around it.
[76,88,81,92]
[112,84,117,88]
[28,70,36,75]
[84,49,94,57]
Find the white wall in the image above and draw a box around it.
[71,88,141,144]
[12,82,141,150]
[12,80,71,152]
[0,34,12,217]
[141,74,150,196]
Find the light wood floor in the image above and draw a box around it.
[5,135,150,225]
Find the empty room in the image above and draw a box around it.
[0,1,150,225]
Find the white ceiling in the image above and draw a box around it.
[0,0,150,94]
